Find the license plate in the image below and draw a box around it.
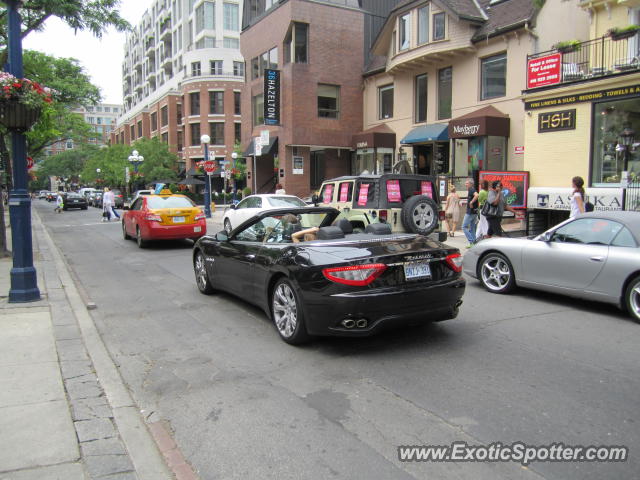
[193,226,202,232]
[72,200,78,203]
[173,216,185,223]
[404,261,431,280]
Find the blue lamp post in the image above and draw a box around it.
[5,0,40,302]
[201,134,211,218]
[231,151,238,203]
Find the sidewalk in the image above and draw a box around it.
[0,211,176,480]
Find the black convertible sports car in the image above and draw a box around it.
[193,207,465,344]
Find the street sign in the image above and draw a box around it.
[209,151,216,161]
[260,130,270,146]
[255,143,263,156]
[204,160,217,174]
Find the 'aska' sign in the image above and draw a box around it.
[264,69,280,126]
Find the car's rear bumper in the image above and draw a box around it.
[301,277,465,336]
[143,221,207,240]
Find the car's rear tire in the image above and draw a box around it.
[624,275,640,323]
[271,278,309,345]
[224,218,232,234]
[479,252,515,294]
[194,251,214,294]
[401,195,439,235]
[136,226,148,248]
[122,221,130,240]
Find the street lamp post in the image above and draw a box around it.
[231,152,238,203]
[96,168,101,187]
[619,126,635,211]
[201,135,212,218]
[6,0,40,302]
[128,150,144,191]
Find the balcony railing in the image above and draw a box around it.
[526,33,640,90]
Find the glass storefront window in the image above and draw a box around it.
[592,98,640,186]
[355,148,376,174]
[486,136,506,171]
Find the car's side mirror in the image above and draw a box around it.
[215,231,229,242]
[229,204,237,210]
[540,231,553,242]
[312,194,320,206]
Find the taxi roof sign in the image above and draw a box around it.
[158,188,173,195]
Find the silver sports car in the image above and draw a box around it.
[463,211,640,323]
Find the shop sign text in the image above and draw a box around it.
[527,53,561,89]
[527,187,622,211]
[452,123,480,136]
[538,109,576,132]
[525,85,640,110]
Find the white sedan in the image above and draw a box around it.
[223,194,308,233]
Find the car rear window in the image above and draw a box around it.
[146,196,195,209]
[384,179,435,206]
[268,196,306,207]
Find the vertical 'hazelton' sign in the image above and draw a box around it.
[264,69,280,126]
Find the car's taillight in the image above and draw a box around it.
[195,212,205,221]
[146,214,162,222]
[117,194,123,197]
[379,210,388,222]
[439,211,446,221]
[445,253,463,273]
[322,264,387,286]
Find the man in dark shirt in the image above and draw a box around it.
[462,178,479,246]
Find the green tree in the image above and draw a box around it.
[134,137,180,183]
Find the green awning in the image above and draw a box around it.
[400,124,449,144]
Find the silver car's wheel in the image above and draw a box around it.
[271,279,309,345]
[194,251,214,294]
[224,218,232,234]
[479,253,515,294]
[624,276,640,323]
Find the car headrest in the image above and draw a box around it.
[336,218,353,234]
[317,226,345,240]
[365,222,392,235]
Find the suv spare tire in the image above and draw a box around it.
[401,195,439,235]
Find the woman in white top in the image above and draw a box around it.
[274,183,286,195]
[569,176,585,218]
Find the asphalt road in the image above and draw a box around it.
[36,201,639,480]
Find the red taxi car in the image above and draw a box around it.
[122,191,206,247]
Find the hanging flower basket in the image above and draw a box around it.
[0,98,41,131]
[608,26,640,41]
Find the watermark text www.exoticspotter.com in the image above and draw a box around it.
[398,442,628,466]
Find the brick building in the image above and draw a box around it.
[241,0,399,197]
[112,0,244,179]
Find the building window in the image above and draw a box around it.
[284,22,308,64]
[415,74,427,123]
[161,106,168,127]
[191,61,201,76]
[234,122,241,143]
[317,84,339,119]
[104,106,111,112]
[224,2,239,31]
[234,91,241,115]
[379,84,394,120]
[209,91,224,114]
[418,6,429,45]
[87,116,95,123]
[252,93,264,126]
[224,37,239,49]
[195,1,215,33]
[96,106,102,112]
[592,98,640,186]
[399,13,411,51]
[196,36,216,49]
[177,104,182,124]
[233,61,244,76]
[96,117,102,125]
[190,92,200,115]
[177,131,183,151]
[190,123,201,146]
[481,53,506,100]
[210,60,223,75]
[151,112,158,131]
[210,122,224,145]
[433,12,445,41]
[438,67,452,119]
[130,125,135,139]
[137,121,142,137]
[162,132,168,144]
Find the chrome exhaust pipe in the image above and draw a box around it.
[356,319,368,328]
[342,319,356,329]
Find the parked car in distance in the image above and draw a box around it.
[46,192,57,202]
[194,206,465,345]
[222,194,307,234]
[317,174,446,241]
[463,211,640,323]
[38,190,49,199]
[122,191,206,248]
[78,187,98,200]
[111,189,125,208]
[89,191,102,207]
[63,193,88,210]
[127,189,154,208]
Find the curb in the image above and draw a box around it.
[33,209,174,480]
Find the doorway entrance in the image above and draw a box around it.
[413,142,450,175]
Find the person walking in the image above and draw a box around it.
[570,176,585,218]
[462,178,479,247]
[54,192,64,213]
[444,185,461,237]
[485,180,516,237]
[275,183,286,195]
[102,187,119,221]
[476,180,489,240]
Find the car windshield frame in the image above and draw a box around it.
[229,207,339,238]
